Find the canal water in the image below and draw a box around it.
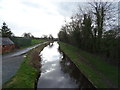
[37,42,95,88]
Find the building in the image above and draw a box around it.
[0,37,15,53]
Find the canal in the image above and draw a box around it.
[37,42,95,88]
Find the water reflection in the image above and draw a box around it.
[37,42,95,89]
[60,54,95,88]
[48,42,53,48]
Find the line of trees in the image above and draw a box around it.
[58,2,120,64]
[0,22,55,41]
[41,34,54,40]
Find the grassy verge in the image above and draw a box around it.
[20,39,46,49]
[2,42,50,88]
[59,42,119,88]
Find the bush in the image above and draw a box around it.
[11,37,32,48]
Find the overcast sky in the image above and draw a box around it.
[0,0,118,38]
[0,0,80,38]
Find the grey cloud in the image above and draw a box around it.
[55,2,81,17]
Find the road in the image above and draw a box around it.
[2,43,45,84]
[2,55,25,84]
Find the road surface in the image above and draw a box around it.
[2,43,44,84]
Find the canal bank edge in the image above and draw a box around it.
[58,45,97,88]
[59,50,96,88]
[58,42,118,88]
[2,41,51,88]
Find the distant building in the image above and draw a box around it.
[0,37,15,53]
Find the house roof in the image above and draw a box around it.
[0,37,14,45]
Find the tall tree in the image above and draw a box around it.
[89,1,115,52]
[81,14,93,51]
[0,22,13,38]
[58,26,69,43]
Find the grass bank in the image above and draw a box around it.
[59,42,119,88]
[3,42,50,88]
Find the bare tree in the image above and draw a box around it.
[88,1,116,51]
[22,32,34,39]
[49,34,54,40]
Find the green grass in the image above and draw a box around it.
[31,39,46,45]
[3,42,50,88]
[59,42,119,88]
[3,56,38,88]
[79,50,118,85]
[20,39,46,49]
